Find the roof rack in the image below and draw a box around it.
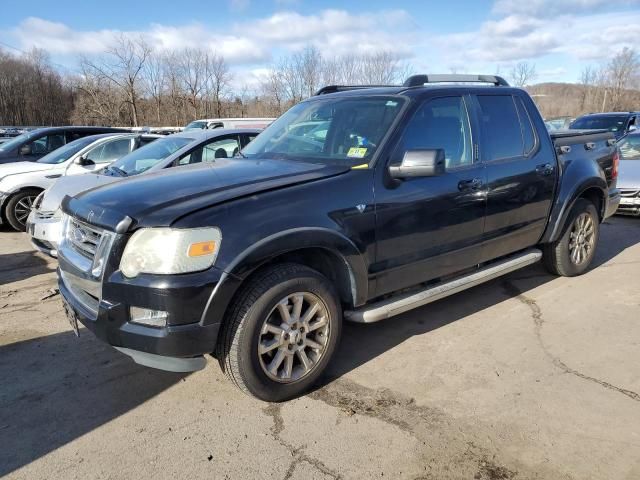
[403,74,510,87]
[314,85,397,96]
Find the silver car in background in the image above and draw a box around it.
[616,132,640,216]
[28,128,261,257]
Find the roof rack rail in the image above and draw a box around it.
[314,84,397,96]
[403,74,510,87]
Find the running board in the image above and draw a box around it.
[345,249,542,323]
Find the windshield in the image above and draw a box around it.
[619,135,640,160]
[241,96,405,165]
[0,131,36,152]
[37,136,97,164]
[184,121,207,130]
[106,136,193,175]
[571,115,628,133]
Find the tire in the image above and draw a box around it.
[5,189,40,232]
[543,198,599,277]
[217,263,342,402]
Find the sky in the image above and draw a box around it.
[0,0,639,88]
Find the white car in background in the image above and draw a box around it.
[28,128,260,257]
[0,133,159,231]
[184,117,275,130]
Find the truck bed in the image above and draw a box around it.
[551,129,617,187]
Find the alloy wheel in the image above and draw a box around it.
[14,195,35,226]
[568,212,595,265]
[258,292,330,383]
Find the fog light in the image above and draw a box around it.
[129,307,168,327]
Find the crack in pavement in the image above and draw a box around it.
[263,403,342,480]
[502,280,640,404]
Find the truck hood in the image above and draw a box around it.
[65,158,350,231]
[40,173,119,212]
[0,161,56,180]
[618,160,640,189]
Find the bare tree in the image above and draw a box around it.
[605,47,640,111]
[206,53,231,117]
[510,61,537,87]
[80,34,151,126]
[142,51,166,124]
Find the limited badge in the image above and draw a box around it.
[347,147,367,158]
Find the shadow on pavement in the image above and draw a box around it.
[0,330,188,477]
[0,250,55,286]
[321,216,640,388]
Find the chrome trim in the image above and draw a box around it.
[345,249,543,323]
[60,269,100,317]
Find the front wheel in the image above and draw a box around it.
[543,198,600,277]
[217,263,342,402]
[5,189,40,231]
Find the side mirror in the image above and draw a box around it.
[74,155,94,166]
[19,144,32,156]
[388,149,446,179]
[629,125,638,132]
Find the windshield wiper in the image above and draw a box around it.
[105,166,128,177]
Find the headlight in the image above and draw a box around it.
[120,227,221,278]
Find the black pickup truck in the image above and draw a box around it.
[57,74,621,401]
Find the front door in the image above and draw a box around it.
[373,95,487,297]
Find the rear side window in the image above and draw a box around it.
[515,97,536,155]
[477,95,523,160]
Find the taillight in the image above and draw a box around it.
[612,150,619,180]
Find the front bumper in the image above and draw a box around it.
[26,211,61,257]
[0,192,7,225]
[58,244,226,372]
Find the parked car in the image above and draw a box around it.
[570,112,639,140]
[544,116,573,131]
[0,133,159,231]
[57,74,619,401]
[184,118,275,131]
[0,126,131,165]
[616,131,640,216]
[28,128,260,256]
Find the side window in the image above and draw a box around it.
[398,96,473,169]
[28,133,65,154]
[515,97,536,155]
[202,137,240,162]
[97,138,132,162]
[477,95,524,160]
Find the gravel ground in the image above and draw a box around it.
[1,216,639,480]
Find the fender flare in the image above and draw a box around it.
[542,177,607,244]
[200,227,369,326]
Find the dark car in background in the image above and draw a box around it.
[0,126,130,165]
[570,112,639,139]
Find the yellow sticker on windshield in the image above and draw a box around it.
[347,147,367,158]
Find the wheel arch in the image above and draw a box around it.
[1,185,44,218]
[201,228,369,327]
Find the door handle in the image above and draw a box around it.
[458,178,483,191]
[536,163,554,176]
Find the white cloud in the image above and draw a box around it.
[493,0,640,17]
[7,9,416,65]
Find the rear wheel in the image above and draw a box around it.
[217,263,342,402]
[543,198,599,277]
[5,189,40,231]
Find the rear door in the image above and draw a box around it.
[373,94,488,297]
[474,93,556,262]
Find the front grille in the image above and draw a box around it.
[68,217,104,261]
[34,210,56,220]
[620,189,640,198]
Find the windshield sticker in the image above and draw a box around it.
[347,147,367,158]
[351,163,368,169]
[386,101,398,107]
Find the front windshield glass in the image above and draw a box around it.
[241,96,405,165]
[107,136,193,175]
[619,135,640,160]
[571,115,627,132]
[37,136,97,164]
[0,131,36,151]
[185,121,207,130]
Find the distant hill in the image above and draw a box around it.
[525,82,640,119]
